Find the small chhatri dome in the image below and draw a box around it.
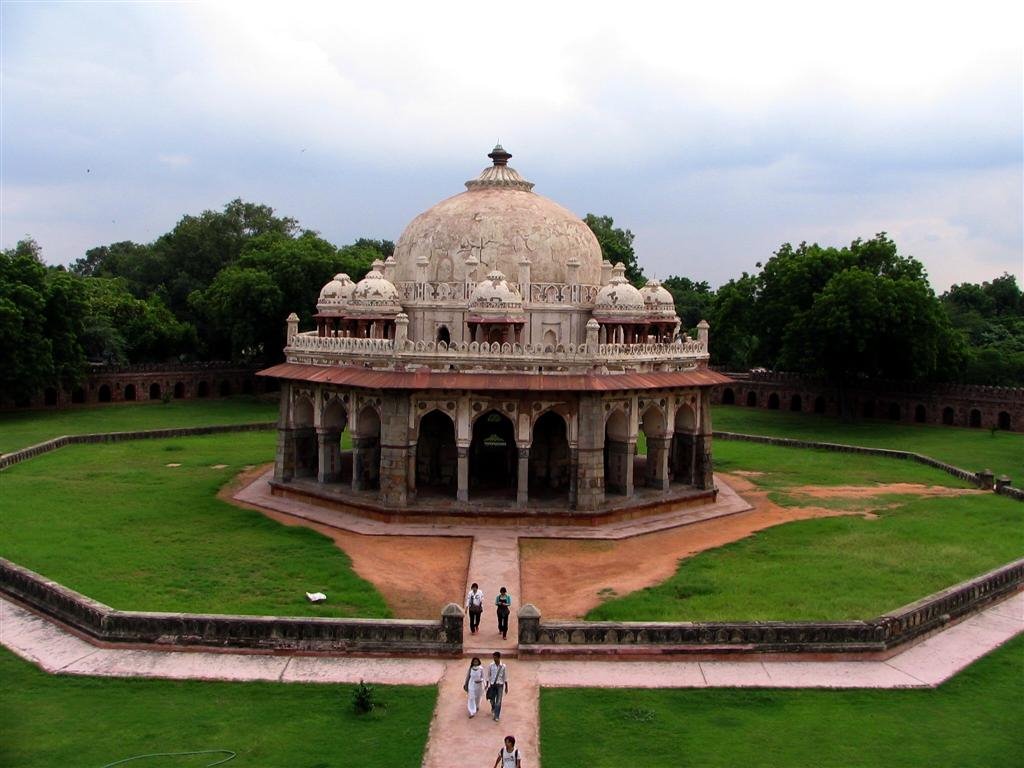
[465,144,535,192]
[469,269,525,312]
[317,272,356,312]
[640,278,677,317]
[348,261,402,314]
[594,263,645,316]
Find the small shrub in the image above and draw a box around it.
[352,680,376,714]
[161,392,173,405]
[621,706,656,723]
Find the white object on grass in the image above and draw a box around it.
[306,592,327,603]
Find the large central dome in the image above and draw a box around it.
[391,145,603,288]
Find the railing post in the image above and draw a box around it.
[518,604,541,644]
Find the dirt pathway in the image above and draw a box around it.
[220,465,472,619]
[519,474,981,619]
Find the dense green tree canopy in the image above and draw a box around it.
[584,214,645,286]
[941,274,1024,385]
[7,203,1020,404]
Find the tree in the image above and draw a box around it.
[189,267,284,361]
[708,273,760,370]
[942,273,1024,385]
[661,275,714,333]
[584,214,645,286]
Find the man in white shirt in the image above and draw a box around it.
[466,582,485,634]
[486,651,509,722]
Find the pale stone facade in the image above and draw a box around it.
[260,146,730,518]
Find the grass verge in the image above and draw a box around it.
[0,432,390,618]
[588,442,1023,621]
[713,404,1024,480]
[540,634,1024,768]
[0,647,435,768]
[0,396,278,454]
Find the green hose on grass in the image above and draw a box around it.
[101,749,236,767]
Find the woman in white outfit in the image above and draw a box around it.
[463,656,485,717]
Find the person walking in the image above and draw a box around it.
[466,582,485,634]
[463,656,485,718]
[486,651,509,722]
[493,735,522,768]
[495,586,512,640]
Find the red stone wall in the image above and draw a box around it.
[2,363,276,411]
[711,371,1023,432]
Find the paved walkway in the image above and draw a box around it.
[4,592,1022,767]
[234,471,753,540]
[6,476,1023,768]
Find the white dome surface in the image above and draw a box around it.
[640,279,677,316]
[392,146,603,288]
[349,263,402,314]
[594,275,645,315]
[469,269,524,311]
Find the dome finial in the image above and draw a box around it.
[488,143,511,166]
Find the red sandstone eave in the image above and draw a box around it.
[256,363,734,391]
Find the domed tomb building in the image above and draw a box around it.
[259,146,731,521]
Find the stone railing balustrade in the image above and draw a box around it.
[518,557,1024,655]
[287,332,708,370]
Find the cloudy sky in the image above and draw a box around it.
[2,1,1021,291]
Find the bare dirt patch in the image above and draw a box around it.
[791,483,983,500]
[519,473,972,619]
[220,465,472,619]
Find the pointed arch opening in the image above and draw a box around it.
[529,411,570,501]
[470,409,517,499]
[416,410,457,497]
[671,403,697,485]
[603,409,631,495]
[352,405,381,490]
[318,398,350,484]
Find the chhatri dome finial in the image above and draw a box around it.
[466,143,535,192]
[488,143,512,166]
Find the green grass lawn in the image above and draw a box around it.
[540,634,1024,768]
[713,404,1024,480]
[0,647,435,768]
[0,396,278,454]
[588,442,1023,621]
[0,432,390,618]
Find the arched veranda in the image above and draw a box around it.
[416,410,457,498]
[529,411,570,501]
[469,409,517,500]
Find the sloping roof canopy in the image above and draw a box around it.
[258,362,732,392]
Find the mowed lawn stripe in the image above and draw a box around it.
[540,634,1024,768]
[0,396,278,454]
[0,647,435,768]
[588,441,1023,621]
[0,432,390,618]
[713,403,1024,480]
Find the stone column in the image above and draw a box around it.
[568,446,579,507]
[456,445,470,502]
[645,436,671,490]
[574,396,605,510]
[624,440,636,496]
[316,428,341,483]
[694,393,714,490]
[351,437,367,491]
[378,394,411,506]
[275,427,297,482]
[516,445,530,506]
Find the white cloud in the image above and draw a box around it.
[1,0,1020,290]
